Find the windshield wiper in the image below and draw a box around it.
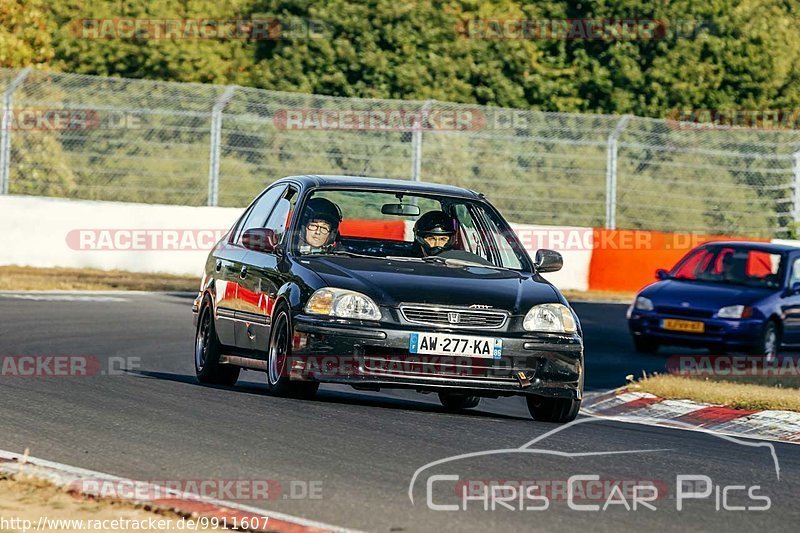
[323,250,375,258]
[421,256,506,269]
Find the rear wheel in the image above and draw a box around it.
[438,392,480,411]
[526,396,580,423]
[633,336,659,354]
[266,306,319,399]
[195,299,240,386]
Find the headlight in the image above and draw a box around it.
[717,305,752,319]
[305,288,381,320]
[634,296,654,311]
[523,303,577,333]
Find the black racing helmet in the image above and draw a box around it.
[414,210,455,255]
[302,197,342,228]
[301,197,342,245]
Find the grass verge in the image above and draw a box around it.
[0,472,217,531]
[563,289,635,303]
[630,374,800,412]
[0,266,198,292]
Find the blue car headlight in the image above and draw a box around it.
[717,305,753,319]
[634,296,654,311]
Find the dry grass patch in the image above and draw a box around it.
[562,289,635,303]
[0,266,198,292]
[0,472,217,532]
[631,374,800,412]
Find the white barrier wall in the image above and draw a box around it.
[0,196,592,290]
[510,224,592,292]
[0,195,243,277]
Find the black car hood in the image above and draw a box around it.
[299,256,559,313]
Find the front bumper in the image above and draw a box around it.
[628,311,763,350]
[288,315,583,400]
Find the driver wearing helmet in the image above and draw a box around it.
[413,210,456,257]
[299,197,342,254]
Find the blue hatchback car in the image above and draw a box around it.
[627,241,800,359]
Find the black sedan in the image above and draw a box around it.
[192,175,583,422]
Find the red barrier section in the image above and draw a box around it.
[339,219,406,240]
[588,230,769,293]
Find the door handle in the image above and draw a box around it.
[215,260,222,272]
[240,265,248,279]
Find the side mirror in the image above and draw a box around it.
[791,281,800,295]
[242,228,278,253]
[656,269,670,280]
[534,249,563,273]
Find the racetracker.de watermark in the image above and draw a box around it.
[512,228,731,252]
[0,356,139,377]
[1,109,142,131]
[70,18,326,40]
[667,109,800,131]
[64,227,731,252]
[66,229,228,251]
[667,354,800,377]
[456,478,670,503]
[273,108,486,132]
[458,18,665,40]
[68,478,321,501]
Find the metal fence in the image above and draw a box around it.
[2,67,800,237]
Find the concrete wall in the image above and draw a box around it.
[0,195,242,277]
[4,195,794,293]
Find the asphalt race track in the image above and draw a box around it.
[1,292,798,531]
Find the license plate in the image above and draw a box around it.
[409,332,503,359]
[662,319,705,333]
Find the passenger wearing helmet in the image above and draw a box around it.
[299,197,342,254]
[413,210,455,257]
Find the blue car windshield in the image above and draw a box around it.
[670,246,783,289]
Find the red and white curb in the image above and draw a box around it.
[582,390,800,444]
[0,450,358,533]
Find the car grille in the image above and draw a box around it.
[654,306,714,319]
[399,305,508,329]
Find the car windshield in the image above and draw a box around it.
[293,189,528,271]
[670,245,784,288]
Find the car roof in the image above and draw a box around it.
[700,240,800,253]
[278,174,483,200]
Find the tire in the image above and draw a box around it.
[438,392,480,411]
[195,298,240,386]
[755,320,780,364]
[266,305,319,399]
[526,395,580,423]
[633,336,659,354]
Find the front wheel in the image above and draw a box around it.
[526,395,580,423]
[438,392,480,411]
[266,306,318,399]
[195,300,240,386]
[755,320,780,363]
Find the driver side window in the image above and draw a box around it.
[232,185,287,245]
[790,257,800,286]
[454,205,489,261]
[264,187,298,243]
